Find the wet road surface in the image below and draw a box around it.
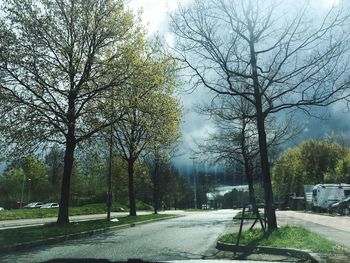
[0,210,234,263]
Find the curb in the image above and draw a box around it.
[0,215,177,255]
[216,241,318,262]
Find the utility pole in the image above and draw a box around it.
[190,156,197,209]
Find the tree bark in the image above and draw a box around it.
[256,114,277,230]
[249,35,277,231]
[57,135,76,224]
[128,159,137,216]
[57,90,76,224]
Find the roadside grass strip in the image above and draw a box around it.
[233,211,257,219]
[184,209,213,212]
[219,226,348,254]
[0,214,172,249]
[0,202,152,220]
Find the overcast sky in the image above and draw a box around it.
[1,0,346,174]
[127,0,219,171]
[126,0,350,172]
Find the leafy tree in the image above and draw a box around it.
[0,167,24,208]
[21,155,51,202]
[110,43,180,216]
[0,155,50,206]
[299,140,346,183]
[272,147,304,207]
[0,0,144,223]
[325,153,350,184]
[272,140,349,206]
[171,0,350,230]
[146,92,181,214]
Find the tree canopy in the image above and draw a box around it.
[0,0,147,223]
[109,42,181,216]
[272,139,350,204]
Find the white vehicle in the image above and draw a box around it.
[40,202,59,209]
[312,184,350,211]
[24,202,44,208]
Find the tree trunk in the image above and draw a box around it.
[57,136,76,224]
[153,158,159,214]
[249,37,277,231]
[244,156,258,213]
[240,119,258,213]
[256,114,277,230]
[128,159,137,216]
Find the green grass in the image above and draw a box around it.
[0,202,152,220]
[233,211,258,219]
[184,208,213,212]
[0,214,172,249]
[219,226,348,254]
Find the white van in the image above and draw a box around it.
[312,184,350,211]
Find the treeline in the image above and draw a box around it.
[272,139,350,206]
[0,0,182,223]
[0,147,193,210]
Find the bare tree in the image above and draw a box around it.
[0,0,144,224]
[171,0,350,230]
[198,95,299,216]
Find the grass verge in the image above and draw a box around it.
[219,226,348,254]
[0,214,172,249]
[233,211,257,219]
[184,208,213,212]
[0,202,152,220]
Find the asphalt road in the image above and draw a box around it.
[0,210,234,263]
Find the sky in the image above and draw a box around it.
[128,0,219,172]
[0,0,348,175]
[127,0,350,173]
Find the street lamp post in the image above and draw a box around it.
[190,157,197,209]
[20,173,26,208]
[27,178,31,204]
[107,130,113,221]
[107,88,114,221]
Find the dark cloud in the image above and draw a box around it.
[292,102,350,145]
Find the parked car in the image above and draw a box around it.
[40,203,59,209]
[24,202,44,208]
[329,196,350,216]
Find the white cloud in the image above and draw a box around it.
[128,0,179,34]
